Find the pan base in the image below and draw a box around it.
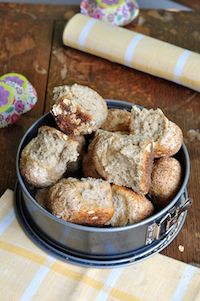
[15,183,186,268]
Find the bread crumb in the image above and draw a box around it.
[61,64,67,80]
[187,129,200,142]
[33,61,47,75]
[178,245,184,252]
[195,232,200,238]
[87,210,95,214]
[145,143,152,152]
[52,106,62,115]
[63,98,70,105]
[53,48,66,64]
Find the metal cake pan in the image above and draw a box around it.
[16,100,191,264]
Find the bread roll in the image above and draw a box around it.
[108,185,154,226]
[47,177,114,226]
[35,188,49,208]
[20,126,79,187]
[149,157,182,207]
[101,108,131,132]
[51,84,108,136]
[91,130,153,194]
[82,150,101,179]
[130,106,183,157]
[155,121,183,158]
[66,135,86,174]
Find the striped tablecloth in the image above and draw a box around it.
[0,190,200,301]
[63,14,200,92]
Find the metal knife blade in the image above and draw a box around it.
[137,0,192,11]
[1,0,192,11]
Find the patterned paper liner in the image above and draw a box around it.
[0,73,37,128]
[80,0,139,26]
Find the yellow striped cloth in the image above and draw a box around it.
[0,189,200,301]
[63,14,200,92]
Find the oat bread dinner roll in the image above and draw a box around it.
[82,150,101,179]
[108,185,154,227]
[90,130,153,194]
[35,188,49,208]
[51,84,108,136]
[130,106,183,158]
[101,108,131,132]
[66,135,86,174]
[47,177,114,226]
[149,157,182,207]
[20,126,79,187]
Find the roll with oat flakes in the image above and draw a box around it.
[47,177,114,226]
[51,84,108,136]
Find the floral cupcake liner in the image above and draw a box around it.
[80,0,139,26]
[0,73,37,128]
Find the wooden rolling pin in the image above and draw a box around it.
[63,13,200,92]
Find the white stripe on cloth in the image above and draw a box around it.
[20,255,56,301]
[95,268,124,301]
[173,50,191,83]
[124,34,144,67]
[170,264,197,301]
[78,18,97,48]
[0,209,15,235]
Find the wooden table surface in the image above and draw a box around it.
[177,0,200,10]
[0,3,199,266]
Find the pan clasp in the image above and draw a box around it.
[145,193,192,245]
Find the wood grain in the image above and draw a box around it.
[176,0,200,10]
[0,116,38,195]
[0,17,53,117]
[0,17,54,195]
[0,3,79,20]
[0,4,199,265]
